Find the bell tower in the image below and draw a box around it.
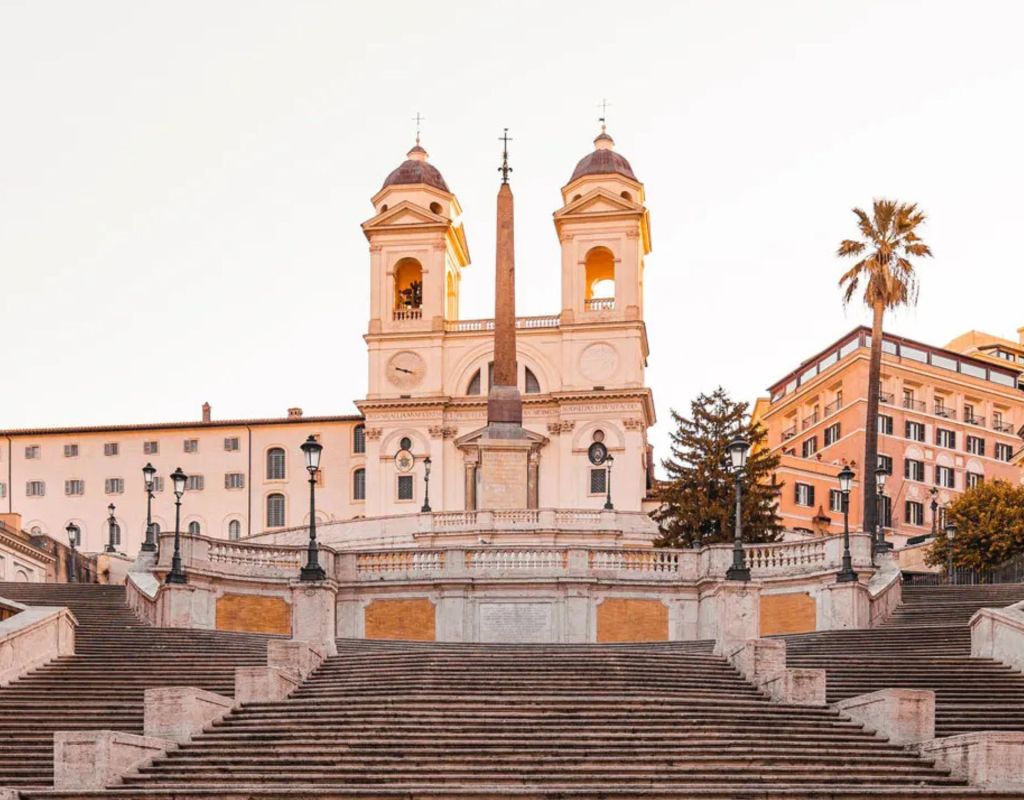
[553,126,651,325]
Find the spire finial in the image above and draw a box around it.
[597,98,611,132]
[412,111,424,146]
[498,127,513,184]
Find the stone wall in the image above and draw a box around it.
[760,592,816,636]
[215,594,291,635]
[364,598,436,641]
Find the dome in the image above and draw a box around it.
[382,144,450,192]
[568,130,637,184]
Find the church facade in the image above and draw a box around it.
[0,129,659,554]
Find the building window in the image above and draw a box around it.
[397,474,414,501]
[108,521,121,546]
[878,415,893,435]
[466,369,482,396]
[996,443,1014,462]
[64,444,79,458]
[904,459,925,482]
[353,425,366,454]
[525,367,541,394]
[936,465,955,489]
[187,521,201,535]
[104,442,119,456]
[26,481,45,497]
[936,428,956,449]
[879,495,893,528]
[906,421,925,442]
[0,483,5,499]
[151,522,161,535]
[152,476,164,493]
[186,475,205,491]
[105,478,124,495]
[829,489,845,513]
[224,437,240,452]
[906,501,924,527]
[228,520,242,540]
[65,480,84,496]
[266,448,286,480]
[143,441,159,455]
[801,437,818,458]
[184,439,199,454]
[225,473,245,490]
[877,454,893,474]
[590,468,608,494]
[967,471,984,489]
[966,436,985,456]
[399,437,413,452]
[24,445,40,460]
[353,468,366,501]
[795,483,815,507]
[823,423,841,447]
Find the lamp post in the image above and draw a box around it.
[166,467,188,584]
[873,466,891,554]
[725,436,751,581]
[945,522,957,585]
[930,486,939,537]
[836,465,858,583]
[105,503,117,553]
[142,462,157,553]
[421,456,433,513]
[65,522,79,583]
[603,454,615,510]
[299,436,326,582]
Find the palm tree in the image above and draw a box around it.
[837,200,932,536]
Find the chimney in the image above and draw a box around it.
[202,402,211,423]
[1017,326,1024,346]
[288,407,303,419]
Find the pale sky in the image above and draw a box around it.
[2,1,1022,468]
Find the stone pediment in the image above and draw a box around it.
[454,425,549,448]
[555,188,640,219]
[361,200,448,232]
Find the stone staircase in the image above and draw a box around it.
[0,582,271,791]
[21,638,1024,799]
[785,582,1024,737]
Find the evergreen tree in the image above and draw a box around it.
[654,387,783,548]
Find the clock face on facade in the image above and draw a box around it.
[386,351,426,389]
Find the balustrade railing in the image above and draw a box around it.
[392,307,422,321]
[744,540,827,574]
[589,549,681,574]
[355,550,444,575]
[208,542,304,570]
[445,315,560,333]
[584,297,615,311]
[466,548,566,571]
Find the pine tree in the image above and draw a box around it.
[654,387,783,548]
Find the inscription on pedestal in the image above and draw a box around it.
[479,447,528,509]
[479,602,554,643]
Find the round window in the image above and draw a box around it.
[592,429,605,443]
[399,437,412,452]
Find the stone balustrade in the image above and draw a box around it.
[0,600,77,686]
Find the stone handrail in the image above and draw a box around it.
[125,571,159,627]
[444,315,560,333]
[868,554,903,627]
[971,600,1024,673]
[156,531,318,580]
[0,601,76,686]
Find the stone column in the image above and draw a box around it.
[527,450,540,509]
[464,458,477,511]
[289,579,338,657]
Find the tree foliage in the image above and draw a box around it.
[654,387,783,548]
[926,481,1024,570]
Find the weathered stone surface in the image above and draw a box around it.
[727,638,786,685]
[288,580,338,656]
[596,598,668,642]
[479,602,553,643]
[215,593,290,635]
[143,686,234,744]
[971,602,1024,672]
[54,730,168,789]
[365,597,436,641]
[713,582,761,656]
[836,688,935,745]
[478,441,530,510]
[267,639,327,679]
[822,580,871,630]
[918,731,1024,788]
[0,604,76,686]
[760,591,816,635]
[234,666,300,704]
[159,584,215,629]
[762,667,827,706]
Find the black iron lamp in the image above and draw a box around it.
[873,465,891,553]
[142,462,157,552]
[603,453,615,511]
[421,456,433,513]
[105,503,117,553]
[166,467,188,584]
[299,436,327,581]
[836,465,858,583]
[945,522,957,584]
[725,436,751,581]
[65,522,79,583]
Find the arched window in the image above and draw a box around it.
[187,521,201,535]
[151,522,161,535]
[394,258,423,311]
[266,447,286,480]
[353,424,366,454]
[466,369,482,395]
[228,520,241,540]
[525,367,541,394]
[110,522,121,546]
[353,468,366,501]
[584,246,615,308]
[266,494,285,528]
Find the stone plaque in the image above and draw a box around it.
[479,602,554,643]
[479,447,528,509]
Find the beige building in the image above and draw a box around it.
[1,128,658,555]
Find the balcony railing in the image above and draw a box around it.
[902,398,926,412]
[445,315,560,333]
[878,392,895,405]
[994,419,1015,434]
[584,297,615,312]
[801,411,819,430]
[934,406,957,420]
[782,424,797,441]
[393,307,422,321]
[965,415,986,427]
[824,399,842,416]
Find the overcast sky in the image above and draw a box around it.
[2,0,1022,467]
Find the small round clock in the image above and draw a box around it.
[386,351,426,389]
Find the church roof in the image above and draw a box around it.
[568,130,637,183]
[382,144,450,192]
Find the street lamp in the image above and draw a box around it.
[299,436,326,582]
[105,503,117,553]
[930,486,939,537]
[945,522,957,585]
[166,467,188,584]
[421,456,433,513]
[603,454,615,511]
[142,462,157,553]
[836,465,858,583]
[725,436,751,581]
[65,522,79,583]
[874,465,891,554]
